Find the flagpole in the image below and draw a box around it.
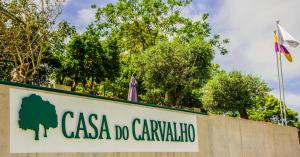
[274,32,284,125]
[274,30,284,125]
[279,49,288,125]
[276,20,288,125]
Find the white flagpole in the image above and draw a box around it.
[274,30,284,125]
[279,48,288,125]
[276,20,288,125]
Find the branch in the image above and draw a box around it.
[0,5,26,27]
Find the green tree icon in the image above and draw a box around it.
[18,94,58,140]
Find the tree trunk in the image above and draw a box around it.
[239,108,249,119]
[71,80,78,91]
[34,128,39,140]
[91,75,94,93]
[10,64,35,83]
[44,126,47,137]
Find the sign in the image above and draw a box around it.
[10,88,198,153]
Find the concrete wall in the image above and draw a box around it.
[0,84,299,157]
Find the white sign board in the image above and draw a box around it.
[10,88,198,153]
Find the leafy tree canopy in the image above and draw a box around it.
[94,0,228,54]
[248,95,300,127]
[94,0,228,107]
[202,71,270,119]
[136,38,214,106]
[56,26,120,93]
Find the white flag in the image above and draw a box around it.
[277,24,299,48]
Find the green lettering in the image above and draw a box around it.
[132,118,141,141]
[88,114,98,139]
[166,122,174,141]
[188,124,196,142]
[150,120,160,141]
[123,126,129,140]
[99,115,111,139]
[115,125,122,140]
[173,122,180,142]
[141,119,151,141]
[75,112,88,139]
[62,111,74,138]
[179,123,188,142]
[158,121,167,142]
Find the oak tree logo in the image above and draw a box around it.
[18,94,58,141]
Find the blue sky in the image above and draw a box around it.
[59,0,300,116]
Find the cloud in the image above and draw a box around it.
[77,8,96,25]
[181,0,222,22]
[213,0,300,81]
[182,2,207,21]
[272,90,300,117]
[76,8,97,32]
[285,92,300,114]
[211,0,300,116]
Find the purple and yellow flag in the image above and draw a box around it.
[274,31,293,62]
[280,44,293,62]
[274,32,279,52]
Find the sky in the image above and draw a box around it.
[59,0,300,116]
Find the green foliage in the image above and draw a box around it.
[95,0,227,54]
[0,60,14,81]
[136,39,214,106]
[18,94,58,140]
[49,21,77,59]
[95,0,228,105]
[202,71,270,119]
[248,95,299,126]
[31,64,52,85]
[55,26,120,93]
[106,54,135,99]
[48,21,77,85]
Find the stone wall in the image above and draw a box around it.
[0,84,299,157]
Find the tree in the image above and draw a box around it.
[248,95,300,126]
[202,71,270,119]
[18,94,58,140]
[95,0,228,54]
[0,0,64,83]
[45,21,77,85]
[59,26,120,93]
[107,54,136,99]
[136,39,214,106]
[95,0,228,104]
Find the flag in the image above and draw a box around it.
[280,44,293,62]
[277,24,299,48]
[274,32,279,52]
[274,31,293,62]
